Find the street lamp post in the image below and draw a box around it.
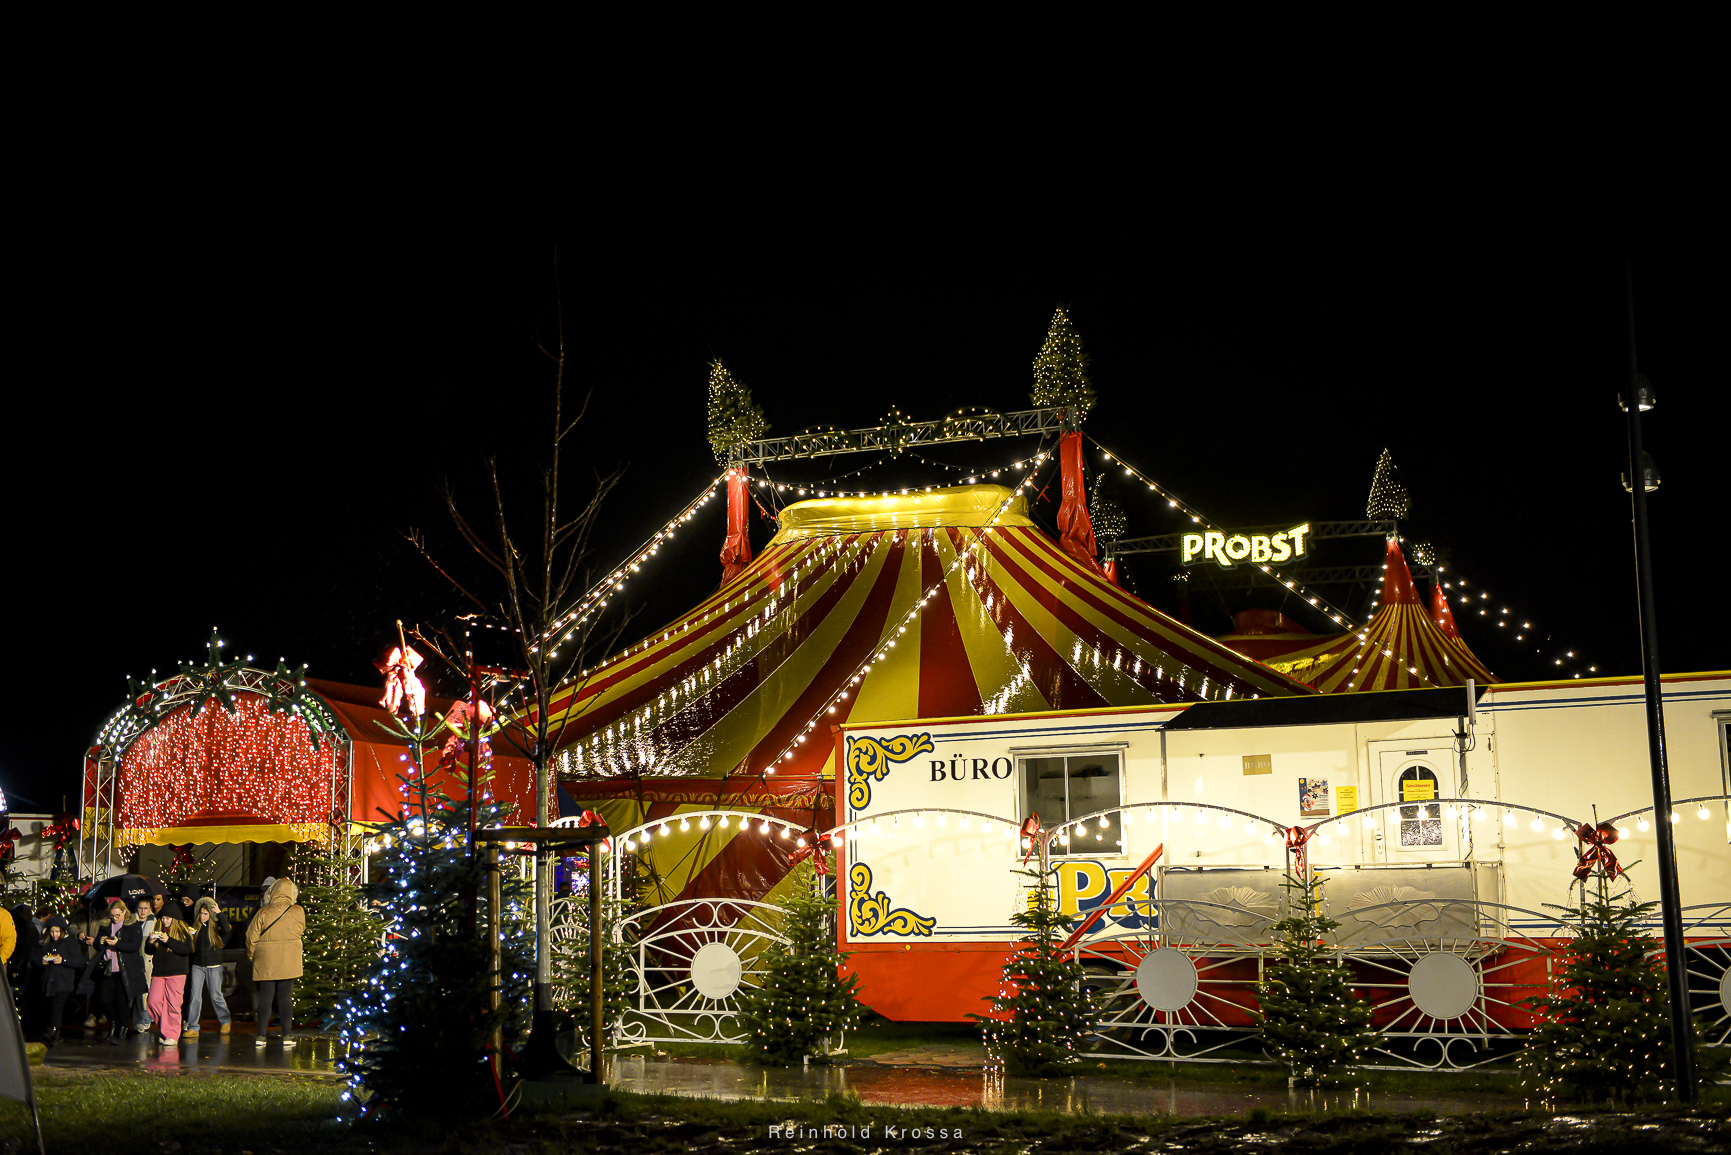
[1620,265,1695,1104]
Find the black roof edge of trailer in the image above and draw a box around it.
[1163,685,1486,731]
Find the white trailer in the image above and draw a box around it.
[831,672,1731,1065]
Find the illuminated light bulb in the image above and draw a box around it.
[959,816,969,829]
[981,820,992,835]
[1218,814,1232,829]
[1670,810,1680,823]
[1244,822,1256,835]
[1145,807,1157,821]
[1552,826,1567,840]
[1530,817,1544,832]
[719,814,730,827]
[700,816,711,830]
[1637,817,1649,832]
[638,829,651,843]
[1058,829,1071,844]
[1363,815,1375,829]
[1503,810,1517,827]
[659,824,670,837]
[1098,815,1109,828]
[913,813,925,828]
[623,839,636,852]
[831,832,842,846]
[1473,808,1486,822]
[935,814,946,827]
[1442,805,1456,820]
[758,819,770,833]
[1318,833,1330,846]
[1698,804,1711,820]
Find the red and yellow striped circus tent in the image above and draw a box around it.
[1257,537,1498,692]
[542,484,1312,785]
[536,484,1311,915]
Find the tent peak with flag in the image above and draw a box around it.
[538,482,1312,784]
[1244,537,1498,693]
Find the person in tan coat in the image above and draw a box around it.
[245,878,305,1044]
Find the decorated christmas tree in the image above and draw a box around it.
[973,865,1098,1076]
[706,359,770,464]
[286,846,385,1027]
[1365,447,1410,521]
[334,691,532,1118]
[1030,306,1095,421]
[733,862,864,1065]
[1256,873,1380,1084]
[1517,857,1715,1101]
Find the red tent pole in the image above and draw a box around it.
[720,466,753,584]
[1056,432,1100,571]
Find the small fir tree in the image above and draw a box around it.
[1517,859,1715,1101]
[733,863,865,1065]
[1256,873,1380,1084]
[706,359,770,464]
[1365,447,1410,521]
[335,709,532,1118]
[287,847,386,1027]
[1030,306,1095,421]
[973,865,1098,1076]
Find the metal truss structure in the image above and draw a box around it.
[1173,565,1392,592]
[735,407,1070,466]
[79,665,354,881]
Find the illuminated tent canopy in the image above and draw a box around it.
[1248,537,1498,692]
[539,484,1311,786]
[80,639,538,878]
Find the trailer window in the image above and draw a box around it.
[1396,766,1444,848]
[1020,752,1123,857]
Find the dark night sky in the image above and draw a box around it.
[5,239,1721,814]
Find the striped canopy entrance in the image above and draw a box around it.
[1259,538,1498,692]
[542,484,1311,785]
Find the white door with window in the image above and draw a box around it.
[1370,745,1458,862]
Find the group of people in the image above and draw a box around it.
[5,876,306,1046]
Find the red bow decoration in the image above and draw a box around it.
[0,828,21,861]
[42,814,80,850]
[1284,823,1320,875]
[171,845,195,869]
[376,645,426,717]
[575,809,611,855]
[1020,815,1044,866]
[790,836,833,876]
[1573,822,1623,882]
[439,699,495,770]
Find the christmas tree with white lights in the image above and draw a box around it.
[1256,873,1380,1084]
[733,863,864,1065]
[974,864,1098,1076]
[707,359,769,464]
[1031,306,1095,421]
[1365,447,1410,521]
[287,846,385,1027]
[334,713,532,1117]
[1517,860,1717,1101]
[550,851,638,1052]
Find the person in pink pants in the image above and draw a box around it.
[145,909,194,1044]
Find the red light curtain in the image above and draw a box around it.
[117,693,338,833]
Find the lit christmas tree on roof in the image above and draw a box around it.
[706,359,769,464]
[1366,448,1410,521]
[1031,306,1095,422]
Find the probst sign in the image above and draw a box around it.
[1182,522,1310,569]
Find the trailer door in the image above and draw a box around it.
[1370,745,1459,862]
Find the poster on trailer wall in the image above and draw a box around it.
[1298,778,1330,817]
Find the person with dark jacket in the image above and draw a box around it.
[9,904,42,1036]
[182,896,232,1036]
[79,900,144,1044]
[145,908,194,1044]
[35,916,85,1045]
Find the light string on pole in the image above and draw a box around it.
[1434,563,1599,679]
[538,471,729,648]
[752,441,1055,505]
[1088,440,1369,635]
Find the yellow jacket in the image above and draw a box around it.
[0,910,14,964]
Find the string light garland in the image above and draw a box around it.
[1089,439,1371,637]
[1436,563,1599,678]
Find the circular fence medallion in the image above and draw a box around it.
[1720,964,1731,1017]
[689,941,744,1000]
[1408,952,1478,1020]
[1135,949,1199,1012]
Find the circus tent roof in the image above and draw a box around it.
[1429,580,1463,639]
[541,484,1313,781]
[1258,537,1498,692]
[1213,609,1321,663]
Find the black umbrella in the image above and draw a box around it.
[83,873,163,909]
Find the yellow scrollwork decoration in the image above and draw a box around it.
[848,863,936,937]
[844,732,935,810]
